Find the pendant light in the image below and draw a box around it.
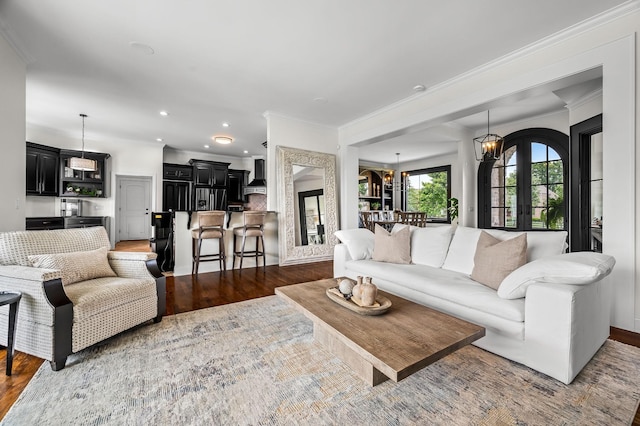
[473,110,504,162]
[69,114,97,172]
[394,153,409,193]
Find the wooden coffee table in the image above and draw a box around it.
[275,278,485,386]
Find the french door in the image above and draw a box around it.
[478,128,568,231]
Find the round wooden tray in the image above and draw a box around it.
[326,287,392,316]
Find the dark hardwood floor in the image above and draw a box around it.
[1,253,639,424]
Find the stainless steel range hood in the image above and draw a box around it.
[244,158,266,195]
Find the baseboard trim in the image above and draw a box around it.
[609,326,640,348]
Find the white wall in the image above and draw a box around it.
[337,9,638,331]
[0,33,26,231]
[264,112,339,212]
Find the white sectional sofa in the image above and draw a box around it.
[333,225,615,384]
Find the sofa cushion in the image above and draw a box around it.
[63,276,157,321]
[498,252,616,299]
[409,225,453,268]
[486,228,568,263]
[471,232,527,290]
[372,225,411,264]
[345,259,525,323]
[442,226,567,275]
[28,247,116,286]
[441,226,482,274]
[334,228,375,260]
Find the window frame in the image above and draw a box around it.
[478,128,569,231]
[402,165,452,223]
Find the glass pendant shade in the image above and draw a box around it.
[69,156,97,171]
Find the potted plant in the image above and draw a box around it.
[448,197,459,223]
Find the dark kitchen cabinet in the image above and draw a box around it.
[163,181,191,211]
[25,216,65,230]
[64,216,107,228]
[59,150,110,197]
[190,160,229,187]
[190,159,229,211]
[26,142,60,196]
[228,169,249,204]
[163,163,193,181]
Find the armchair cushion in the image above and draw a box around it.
[28,247,116,286]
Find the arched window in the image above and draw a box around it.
[478,128,568,231]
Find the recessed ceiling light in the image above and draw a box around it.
[204,144,210,149]
[243,150,249,154]
[213,136,232,145]
[159,111,169,116]
[413,84,426,92]
[222,122,230,128]
[156,138,163,142]
[129,42,155,55]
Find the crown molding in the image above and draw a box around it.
[0,15,34,64]
[341,0,640,131]
[565,88,603,110]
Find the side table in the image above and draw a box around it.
[0,291,22,376]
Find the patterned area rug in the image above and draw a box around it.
[3,296,639,425]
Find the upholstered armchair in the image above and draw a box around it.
[0,227,165,370]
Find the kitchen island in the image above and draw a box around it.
[172,211,278,276]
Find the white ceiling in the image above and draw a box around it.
[0,0,626,162]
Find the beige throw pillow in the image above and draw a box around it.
[28,246,116,286]
[470,231,527,290]
[372,224,411,264]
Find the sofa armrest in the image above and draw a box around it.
[107,251,157,279]
[0,265,73,369]
[524,279,610,384]
[0,265,61,325]
[333,243,353,278]
[107,251,166,320]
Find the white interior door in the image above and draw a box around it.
[117,176,152,241]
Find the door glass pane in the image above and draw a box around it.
[490,146,517,229]
[531,142,547,163]
[505,165,517,184]
[505,207,516,228]
[491,208,504,227]
[491,188,504,207]
[531,184,546,210]
[547,160,563,185]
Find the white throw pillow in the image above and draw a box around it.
[442,226,569,275]
[410,225,453,268]
[334,228,375,260]
[441,226,482,274]
[497,252,616,299]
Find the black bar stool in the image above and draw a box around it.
[0,291,22,376]
[191,211,227,274]
[232,211,267,270]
